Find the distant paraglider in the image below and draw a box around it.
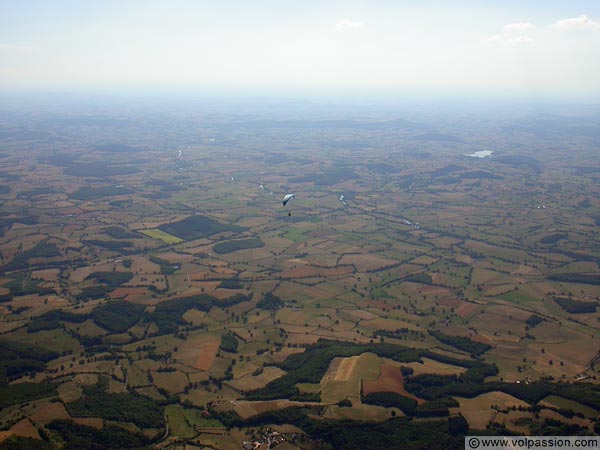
[282,193,295,206]
[282,193,295,216]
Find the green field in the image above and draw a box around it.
[5,328,80,353]
[139,228,184,244]
[165,405,197,438]
[283,227,310,242]
[371,287,392,299]
[542,395,599,419]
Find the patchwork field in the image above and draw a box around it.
[1,99,600,449]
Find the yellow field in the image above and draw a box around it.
[139,228,184,244]
[403,357,466,376]
[320,352,381,404]
[453,391,529,430]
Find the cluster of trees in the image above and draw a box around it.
[158,214,246,241]
[363,392,458,417]
[0,382,56,409]
[218,278,243,289]
[83,239,133,250]
[0,272,55,302]
[256,292,284,310]
[0,340,58,409]
[526,315,544,328]
[0,436,49,450]
[149,256,177,275]
[406,273,434,285]
[548,273,600,286]
[0,339,58,384]
[86,271,134,287]
[66,377,164,428]
[150,293,251,334]
[91,300,145,333]
[76,285,114,301]
[47,419,151,450]
[220,332,239,353]
[104,226,141,240]
[530,418,594,436]
[539,233,566,244]
[375,328,426,340]
[76,271,134,301]
[553,297,596,314]
[28,309,88,333]
[0,218,16,237]
[2,240,61,271]
[70,185,134,200]
[429,330,491,356]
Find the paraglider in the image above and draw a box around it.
[282,193,295,207]
[282,193,295,216]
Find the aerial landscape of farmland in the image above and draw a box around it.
[0,97,599,449]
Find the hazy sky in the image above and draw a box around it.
[1,0,599,100]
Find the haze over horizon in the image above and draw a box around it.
[1,0,600,102]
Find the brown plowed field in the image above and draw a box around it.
[279,265,320,278]
[333,355,359,381]
[29,402,70,425]
[72,418,104,429]
[437,297,461,307]
[456,302,479,318]
[110,287,148,298]
[0,418,40,442]
[362,364,424,404]
[195,341,220,371]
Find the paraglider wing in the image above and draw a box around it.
[282,193,295,207]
